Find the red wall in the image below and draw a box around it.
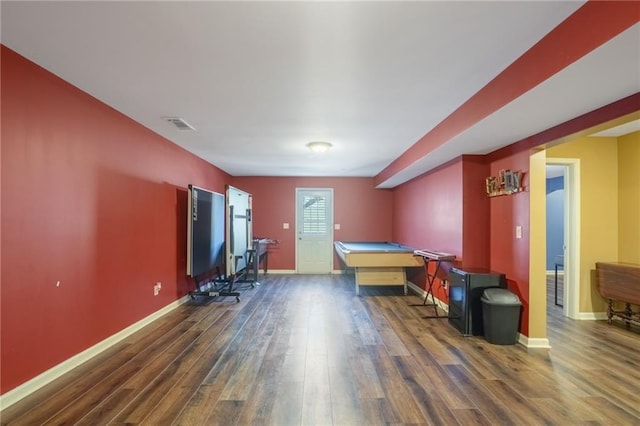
[2,37,636,397]
[231,176,394,270]
[461,156,491,269]
[393,159,461,303]
[488,151,532,334]
[392,160,464,255]
[1,46,231,394]
[392,152,531,332]
[392,156,492,304]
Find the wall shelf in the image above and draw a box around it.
[486,169,525,197]
[487,187,525,198]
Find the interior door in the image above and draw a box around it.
[296,188,333,273]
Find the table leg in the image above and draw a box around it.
[414,258,446,318]
[554,264,558,306]
[554,263,563,307]
[263,250,268,275]
[253,249,259,286]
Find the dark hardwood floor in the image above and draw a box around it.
[2,274,639,425]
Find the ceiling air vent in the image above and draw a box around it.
[163,117,196,131]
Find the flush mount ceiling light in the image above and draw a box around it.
[306,141,332,153]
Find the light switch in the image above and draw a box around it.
[516,225,522,239]
[283,223,289,229]
[334,224,341,230]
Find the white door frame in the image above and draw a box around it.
[546,158,580,319]
[295,187,334,273]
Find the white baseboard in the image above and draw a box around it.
[407,280,425,298]
[518,334,551,349]
[576,311,607,320]
[407,281,449,312]
[0,295,191,410]
[408,282,551,349]
[518,312,607,349]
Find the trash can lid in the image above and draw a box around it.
[482,288,521,304]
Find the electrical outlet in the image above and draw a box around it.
[153,282,161,296]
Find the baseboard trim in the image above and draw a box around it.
[409,282,545,348]
[0,295,191,410]
[577,311,607,320]
[518,334,551,349]
[407,280,425,297]
[407,281,449,313]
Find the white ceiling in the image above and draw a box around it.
[590,119,640,137]
[2,1,639,187]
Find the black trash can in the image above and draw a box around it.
[481,288,522,345]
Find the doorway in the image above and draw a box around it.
[545,158,580,320]
[545,165,565,309]
[295,188,334,273]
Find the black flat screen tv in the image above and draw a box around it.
[187,185,225,278]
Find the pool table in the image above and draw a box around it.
[334,241,423,295]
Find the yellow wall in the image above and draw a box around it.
[618,131,640,264]
[529,150,547,339]
[547,136,619,313]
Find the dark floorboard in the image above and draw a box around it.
[2,274,638,425]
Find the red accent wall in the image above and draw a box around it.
[392,160,463,304]
[1,46,231,395]
[392,156,490,303]
[392,160,464,255]
[461,156,491,269]
[392,152,530,332]
[231,176,394,270]
[487,151,532,334]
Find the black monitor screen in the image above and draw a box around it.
[187,185,225,277]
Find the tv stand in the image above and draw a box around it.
[189,268,241,303]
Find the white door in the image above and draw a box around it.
[296,188,333,273]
